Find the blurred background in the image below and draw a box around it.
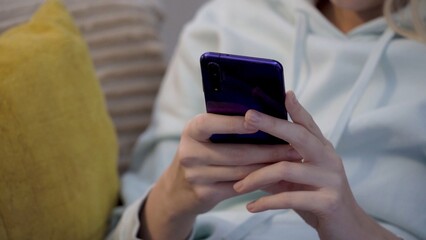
[0,0,207,171]
[160,0,206,62]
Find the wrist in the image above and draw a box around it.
[139,181,196,240]
[353,204,400,240]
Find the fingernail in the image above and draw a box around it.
[234,181,243,192]
[246,110,261,124]
[247,201,256,212]
[290,91,298,105]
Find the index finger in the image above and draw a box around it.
[187,113,258,142]
[285,91,329,146]
[244,110,325,163]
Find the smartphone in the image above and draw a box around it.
[200,52,288,144]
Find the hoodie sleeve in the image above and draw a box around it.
[105,1,226,238]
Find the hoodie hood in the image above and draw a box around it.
[278,0,396,146]
[282,0,390,37]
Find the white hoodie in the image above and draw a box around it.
[109,0,426,239]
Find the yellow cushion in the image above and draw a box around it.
[0,0,119,239]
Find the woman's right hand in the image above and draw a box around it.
[139,113,301,240]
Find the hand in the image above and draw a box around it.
[233,91,400,240]
[140,112,301,240]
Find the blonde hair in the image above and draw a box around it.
[384,0,426,43]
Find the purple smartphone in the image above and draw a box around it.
[200,52,288,144]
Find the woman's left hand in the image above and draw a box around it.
[233,91,399,240]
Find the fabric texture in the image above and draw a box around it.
[112,0,426,239]
[0,0,119,239]
[0,0,166,172]
[67,0,166,172]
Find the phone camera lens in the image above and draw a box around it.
[208,62,221,91]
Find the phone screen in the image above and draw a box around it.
[200,52,288,144]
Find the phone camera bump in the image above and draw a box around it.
[208,62,221,91]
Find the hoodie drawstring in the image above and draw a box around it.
[292,12,309,96]
[291,12,395,146]
[328,28,395,146]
